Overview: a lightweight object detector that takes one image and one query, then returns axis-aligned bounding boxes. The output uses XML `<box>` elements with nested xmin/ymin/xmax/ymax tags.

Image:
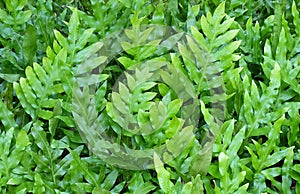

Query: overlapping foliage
<box><xmin>1</xmin><ymin>0</ymin><xmax>300</xmax><ymax>193</ymax></box>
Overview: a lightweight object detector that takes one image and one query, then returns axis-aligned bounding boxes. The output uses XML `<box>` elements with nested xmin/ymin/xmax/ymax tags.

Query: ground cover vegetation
<box><xmin>1</xmin><ymin>0</ymin><xmax>300</xmax><ymax>193</ymax></box>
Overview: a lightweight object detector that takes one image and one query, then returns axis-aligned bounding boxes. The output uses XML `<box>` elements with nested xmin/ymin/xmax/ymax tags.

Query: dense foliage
<box><xmin>1</xmin><ymin>0</ymin><xmax>300</xmax><ymax>193</ymax></box>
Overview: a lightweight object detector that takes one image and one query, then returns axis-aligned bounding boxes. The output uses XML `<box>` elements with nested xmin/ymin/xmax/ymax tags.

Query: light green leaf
<box><xmin>200</xmin><ymin>15</ymin><xmax>213</xmax><ymax>40</ymax></box>
<box><xmin>102</xmin><ymin>170</ymin><xmax>118</xmax><ymax>190</ymax></box>
<box><xmin>68</xmin><ymin>8</ymin><xmax>79</xmax><ymax>43</ymax></box>
<box><xmin>54</xmin><ymin>30</ymin><xmax>69</xmax><ymax>50</ymax></box>
<box><xmin>212</xmin><ymin>1</ymin><xmax>226</xmax><ymax>26</ymax></box>
<box><xmin>74</xmin><ymin>42</ymin><xmax>103</xmax><ymax>63</ymax></box>
<box><xmin>0</xmin><ymin>100</ymin><xmax>17</xmax><ymax>129</ymax></box>
<box><xmin>213</xmin><ymin>29</ymin><xmax>239</xmax><ymax>48</ymax></box>
<box><xmin>218</xmin><ymin>152</ymin><xmax>228</xmax><ymax>176</ymax></box>
<box><xmin>154</xmin><ymin>153</ymin><xmax>174</xmax><ymax>193</ymax></box>
<box><xmin>15</xmin><ymin>10</ymin><xmax>32</xmax><ymax>25</ymax></box>
<box><xmin>76</xmin><ymin>28</ymin><xmax>95</xmax><ymax>51</ymax></box>
<box><xmin>16</xmin><ymin>130</ymin><xmax>30</xmax><ymax>147</ymax></box>
<box><xmin>227</xmin><ymin>127</ymin><xmax>246</xmax><ymax>161</ymax></box>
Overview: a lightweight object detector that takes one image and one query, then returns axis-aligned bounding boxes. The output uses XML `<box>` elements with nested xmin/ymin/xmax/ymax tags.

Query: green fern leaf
<box><xmin>154</xmin><ymin>153</ymin><xmax>174</xmax><ymax>193</ymax></box>
<box><xmin>0</xmin><ymin>100</ymin><xmax>17</xmax><ymax>130</ymax></box>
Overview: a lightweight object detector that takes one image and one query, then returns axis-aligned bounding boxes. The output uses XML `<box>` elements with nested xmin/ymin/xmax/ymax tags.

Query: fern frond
<box><xmin>0</xmin><ymin>127</ymin><xmax>32</xmax><ymax>189</ymax></box>
<box><xmin>13</xmin><ymin>8</ymin><xmax>104</xmax><ymax>128</ymax></box>
<box><xmin>176</xmin><ymin>2</ymin><xmax>240</xmax><ymax>122</ymax></box>
<box><xmin>240</xmin><ymin>63</ymin><xmax>282</xmax><ymax>137</ymax></box>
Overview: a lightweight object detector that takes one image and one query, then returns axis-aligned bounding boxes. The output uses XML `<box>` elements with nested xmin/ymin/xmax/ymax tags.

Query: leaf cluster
<box><xmin>1</xmin><ymin>0</ymin><xmax>300</xmax><ymax>193</ymax></box>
